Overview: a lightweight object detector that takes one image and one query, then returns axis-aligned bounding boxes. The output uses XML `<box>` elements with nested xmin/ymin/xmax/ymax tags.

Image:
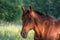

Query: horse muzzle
<box><xmin>21</xmin><ymin>31</ymin><xmax>27</xmax><ymax>38</ymax></box>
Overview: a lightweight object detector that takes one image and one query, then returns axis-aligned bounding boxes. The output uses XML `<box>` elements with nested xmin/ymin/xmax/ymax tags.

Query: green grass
<box><xmin>0</xmin><ymin>24</ymin><xmax>34</xmax><ymax>40</ymax></box>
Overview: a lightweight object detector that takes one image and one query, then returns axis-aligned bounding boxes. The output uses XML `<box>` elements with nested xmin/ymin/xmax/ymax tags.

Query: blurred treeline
<box><xmin>0</xmin><ymin>0</ymin><xmax>60</xmax><ymax>22</ymax></box>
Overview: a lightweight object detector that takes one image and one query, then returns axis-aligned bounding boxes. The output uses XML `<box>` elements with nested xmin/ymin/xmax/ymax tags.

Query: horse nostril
<box><xmin>23</xmin><ymin>32</ymin><xmax>26</xmax><ymax>35</ymax></box>
<box><xmin>21</xmin><ymin>31</ymin><xmax>26</xmax><ymax>36</ymax></box>
<box><xmin>21</xmin><ymin>31</ymin><xmax>27</xmax><ymax>38</ymax></box>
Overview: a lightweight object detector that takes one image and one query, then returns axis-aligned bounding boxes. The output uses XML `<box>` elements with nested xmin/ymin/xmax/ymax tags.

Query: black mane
<box><xmin>34</xmin><ymin>10</ymin><xmax>49</xmax><ymax>17</ymax></box>
<box><xmin>25</xmin><ymin>10</ymin><xmax>49</xmax><ymax>17</ymax></box>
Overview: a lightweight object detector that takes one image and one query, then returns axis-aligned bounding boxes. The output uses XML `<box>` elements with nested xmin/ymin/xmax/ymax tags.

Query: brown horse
<box><xmin>21</xmin><ymin>6</ymin><xmax>60</xmax><ymax>40</ymax></box>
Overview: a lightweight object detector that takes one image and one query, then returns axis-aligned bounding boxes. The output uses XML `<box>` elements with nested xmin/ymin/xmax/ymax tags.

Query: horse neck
<box><xmin>33</xmin><ymin>15</ymin><xmax>57</xmax><ymax>36</ymax></box>
<box><xmin>33</xmin><ymin>15</ymin><xmax>48</xmax><ymax>35</ymax></box>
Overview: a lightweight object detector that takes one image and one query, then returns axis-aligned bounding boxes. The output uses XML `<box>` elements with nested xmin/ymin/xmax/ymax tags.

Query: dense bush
<box><xmin>23</xmin><ymin>0</ymin><xmax>60</xmax><ymax>19</ymax></box>
<box><xmin>0</xmin><ymin>0</ymin><xmax>60</xmax><ymax>22</ymax></box>
<box><xmin>0</xmin><ymin>0</ymin><xmax>23</xmax><ymax>22</ymax></box>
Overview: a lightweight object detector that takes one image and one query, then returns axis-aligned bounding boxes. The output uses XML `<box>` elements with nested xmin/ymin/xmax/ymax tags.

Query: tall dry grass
<box><xmin>0</xmin><ymin>22</ymin><xmax>34</xmax><ymax>40</ymax></box>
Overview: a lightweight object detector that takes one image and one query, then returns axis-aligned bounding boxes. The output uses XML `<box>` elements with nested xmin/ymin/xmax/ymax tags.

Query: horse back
<box><xmin>46</xmin><ymin>19</ymin><xmax>60</xmax><ymax>40</ymax></box>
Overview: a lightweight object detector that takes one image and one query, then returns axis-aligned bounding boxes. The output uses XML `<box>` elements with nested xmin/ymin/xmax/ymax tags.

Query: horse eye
<box><xmin>28</xmin><ymin>18</ymin><xmax>32</xmax><ymax>22</ymax></box>
<box><xmin>28</xmin><ymin>17</ymin><xmax>32</xmax><ymax>21</ymax></box>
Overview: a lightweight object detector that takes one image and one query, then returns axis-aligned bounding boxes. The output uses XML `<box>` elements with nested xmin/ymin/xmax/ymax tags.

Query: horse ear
<box><xmin>29</xmin><ymin>6</ymin><xmax>32</xmax><ymax>12</ymax></box>
<box><xmin>22</xmin><ymin>7</ymin><xmax>26</xmax><ymax>13</ymax></box>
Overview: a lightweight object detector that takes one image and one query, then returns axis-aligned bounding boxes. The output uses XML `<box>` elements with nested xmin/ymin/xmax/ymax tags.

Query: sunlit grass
<box><xmin>0</xmin><ymin>23</ymin><xmax>34</xmax><ymax>40</ymax></box>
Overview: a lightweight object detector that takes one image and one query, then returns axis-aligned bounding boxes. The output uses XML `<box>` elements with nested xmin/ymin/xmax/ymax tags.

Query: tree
<box><xmin>0</xmin><ymin>0</ymin><xmax>23</xmax><ymax>22</ymax></box>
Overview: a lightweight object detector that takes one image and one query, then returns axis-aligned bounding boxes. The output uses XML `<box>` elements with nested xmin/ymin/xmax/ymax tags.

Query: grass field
<box><xmin>0</xmin><ymin>23</ymin><xmax>34</xmax><ymax>40</ymax></box>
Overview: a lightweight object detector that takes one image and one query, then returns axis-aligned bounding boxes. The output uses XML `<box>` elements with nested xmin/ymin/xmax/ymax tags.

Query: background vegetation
<box><xmin>0</xmin><ymin>0</ymin><xmax>60</xmax><ymax>22</ymax></box>
<box><xmin>0</xmin><ymin>0</ymin><xmax>60</xmax><ymax>40</ymax></box>
<box><xmin>0</xmin><ymin>23</ymin><xmax>34</xmax><ymax>40</ymax></box>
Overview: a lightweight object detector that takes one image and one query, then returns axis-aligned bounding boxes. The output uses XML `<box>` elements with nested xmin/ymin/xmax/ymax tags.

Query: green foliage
<box><xmin>23</xmin><ymin>0</ymin><xmax>60</xmax><ymax>19</ymax></box>
<box><xmin>0</xmin><ymin>0</ymin><xmax>23</xmax><ymax>22</ymax></box>
<box><xmin>0</xmin><ymin>0</ymin><xmax>60</xmax><ymax>22</ymax></box>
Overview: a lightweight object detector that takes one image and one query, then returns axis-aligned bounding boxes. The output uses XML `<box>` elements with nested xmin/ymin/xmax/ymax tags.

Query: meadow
<box><xmin>0</xmin><ymin>23</ymin><xmax>34</xmax><ymax>40</ymax></box>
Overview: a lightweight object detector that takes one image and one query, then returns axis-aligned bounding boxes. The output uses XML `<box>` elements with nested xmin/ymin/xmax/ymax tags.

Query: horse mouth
<box><xmin>21</xmin><ymin>31</ymin><xmax>27</xmax><ymax>38</ymax></box>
